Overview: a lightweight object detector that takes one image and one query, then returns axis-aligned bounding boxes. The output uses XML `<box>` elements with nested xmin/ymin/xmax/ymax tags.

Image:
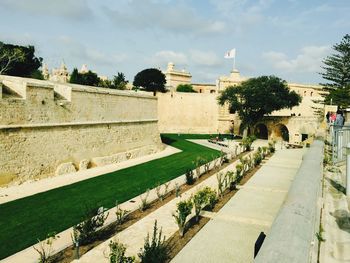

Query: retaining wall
<box><xmin>254</xmin><ymin>140</ymin><xmax>324</xmax><ymax>263</ymax></box>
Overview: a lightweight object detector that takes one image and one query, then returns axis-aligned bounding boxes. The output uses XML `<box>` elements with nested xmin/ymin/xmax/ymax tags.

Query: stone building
<box><xmin>158</xmin><ymin>65</ymin><xmax>325</xmax><ymax>145</ymax></box>
<box><xmin>163</xmin><ymin>62</ymin><xmax>192</xmax><ymax>90</ymax></box>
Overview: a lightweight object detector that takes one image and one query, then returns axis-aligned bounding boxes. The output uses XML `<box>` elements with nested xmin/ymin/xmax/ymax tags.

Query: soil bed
<box><xmin>165</xmin><ymin>156</ymin><xmax>271</xmax><ymax>262</ymax></box>
<box><xmin>51</xmin><ymin>151</ymin><xmax>250</xmax><ymax>262</ymax></box>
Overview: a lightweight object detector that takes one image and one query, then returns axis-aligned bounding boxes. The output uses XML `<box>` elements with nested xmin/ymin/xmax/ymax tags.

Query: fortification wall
<box><xmin>157</xmin><ymin>92</ymin><xmax>219</xmax><ymax>134</ymax></box>
<box><xmin>0</xmin><ymin>75</ymin><xmax>163</xmax><ymax>185</ymax></box>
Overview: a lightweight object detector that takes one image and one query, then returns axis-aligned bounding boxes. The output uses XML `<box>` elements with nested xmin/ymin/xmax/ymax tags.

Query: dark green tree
<box><xmin>133</xmin><ymin>68</ymin><xmax>166</xmax><ymax>95</ymax></box>
<box><xmin>69</xmin><ymin>68</ymin><xmax>81</xmax><ymax>84</ymax></box>
<box><xmin>111</xmin><ymin>72</ymin><xmax>128</xmax><ymax>90</ymax></box>
<box><xmin>218</xmin><ymin>75</ymin><xmax>301</xmax><ymax>136</ymax></box>
<box><xmin>69</xmin><ymin>69</ymin><xmax>100</xmax><ymax>87</ymax></box>
<box><xmin>176</xmin><ymin>84</ymin><xmax>197</xmax><ymax>93</ymax></box>
<box><xmin>0</xmin><ymin>41</ymin><xmax>42</xmax><ymax>78</ymax></box>
<box><xmin>320</xmin><ymin>34</ymin><xmax>350</xmax><ymax>108</ymax></box>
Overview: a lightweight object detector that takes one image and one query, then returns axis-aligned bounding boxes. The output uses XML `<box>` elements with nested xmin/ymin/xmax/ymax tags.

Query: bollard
<box><xmin>347</xmin><ymin>143</ymin><xmax>350</xmax><ymax>197</ymax></box>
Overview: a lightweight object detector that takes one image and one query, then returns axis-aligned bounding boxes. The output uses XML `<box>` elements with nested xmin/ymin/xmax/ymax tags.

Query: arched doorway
<box><xmin>254</xmin><ymin>123</ymin><xmax>268</xmax><ymax>139</ymax></box>
<box><xmin>275</xmin><ymin>124</ymin><xmax>289</xmax><ymax>142</ymax></box>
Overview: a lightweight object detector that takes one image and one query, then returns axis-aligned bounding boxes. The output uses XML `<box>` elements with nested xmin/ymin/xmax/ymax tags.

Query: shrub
<box><xmin>216</xmin><ymin>172</ymin><xmax>225</xmax><ymax>198</ymax></box>
<box><xmin>115</xmin><ymin>201</ymin><xmax>129</xmax><ymax>225</ymax></box>
<box><xmin>175</xmin><ymin>182</ymin><xmax>181</xmax><ymax>197</ymax></box>
<box><xmin>155</xmin><ymin>182</ymin><xmax>171</xmax><ymax>202</ymax></box>
<box><xmin>138</xmin><ymin>220</ymin><xmax>168</xmax><ymax>263</ymax></box>
<box><xmin>225</xmin><ymin>171</ymin><xmax>236</xmax><ymax>190</ymax></box>
<box><xmin>242</xmin><ymin>135</ymin><xmax>256</xmax><ymax>151</ymax></box>
<box><xmin>139</xmin><ymin>190</ymin><xmax>150</xmax><ymax>212</ymax></box>
<box><xmin>253</xmin><ymin>152</ymin><xmax>262</xmax><ymax>166</ymax></box>
<box><xmin>173</xmin><ymin>199</ymin><xmax>193</xmax><ymax>237</ymax></box>
<box><xmin>268</xmin><ymin>141</ymin><xmax>275</xmax><ymax>153</ymax></box>
<box><xmin>235</xmin><ymin>164</ymin><xmax>243</xmax><ymax>183</ymax></box>
<box><xmin>202</xmin><ymin>187</ymin><xmax>217</xmax><ymax>210</ymax></box>
<box><xmin>192</xmin><ymin>190</ymin><xmax>207</xmax><ymax>222</ymax></box>
<box><xmin>185</xmin><ymin>169</ymin><xmax>195</xmax><ymax>185</ymax></box>
<box><xmin>72</xmin><ymin>206</ymin><xmax>109</xmax><ymax>245</ymax></box>
<box><xmin>33</xmin><ymin>232</ymin><xmax>57</xmax><ymax>263</ymax></box>
<box><xmin>176</xmin><ymin>84</ymin><xmax>197</xmax><ymax>93</ymax></box>
<box><xmin>109</xmin><ymin>240</ymin><xmax>135</xmax><ymax>263</ymax></box>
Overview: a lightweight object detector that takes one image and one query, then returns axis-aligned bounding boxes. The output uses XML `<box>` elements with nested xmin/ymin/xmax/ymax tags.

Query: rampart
<box><xmin>157</xmin><ymin>92</ymin><xmax>219</xmax><ymax>134</ymax></box>
<box><xmin>0</xmin><ymin>75</ymin><xmax>163</xmax><ymax>185</ymax></box>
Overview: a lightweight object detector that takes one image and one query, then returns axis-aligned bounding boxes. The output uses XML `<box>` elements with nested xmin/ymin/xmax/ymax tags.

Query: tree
<box><xmin>69</xmin><ymin>68</ymin><xmax>100</xmax><ymax>87</ymax></box>
<box><xmin>218</xmin><ymin>75</ymin><xmax>301</xmax><ymax>136</ymax></box>
<box><xmin>176</xmin><ymin>84</ymin><xmax>197</xmax><ymax>93</ymax></box>
<box><xmin>0</xmin><ymin>41</ymin><xmax>42</xmax><ymax>78</ymax></box>
<box><xmin>111</xmin><ymin>72</ymin><xmax>128</xmax><ymax>90</ymax></box>
<box><xmin>133</xmin><ymin>68</ymin><xmax>166</xmax><ymax>95</ymax></box>
<box><xmin>320</xmin><ymin>34</ymin><xmax>350</xmax><ymax>108</ymax></box>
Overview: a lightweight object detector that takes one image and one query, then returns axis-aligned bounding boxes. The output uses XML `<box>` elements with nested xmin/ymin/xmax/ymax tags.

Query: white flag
<box><xmin>224</xmin><ymin>48</ymin><xmax>236</xmax><ymax>59</ymax></box>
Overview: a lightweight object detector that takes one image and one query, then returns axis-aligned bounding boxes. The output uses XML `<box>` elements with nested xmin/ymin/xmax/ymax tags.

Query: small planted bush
<box><xmin>185</xmin><ymin>169</ymin><xmax>195</xmax><ymax>185</ymax></box>
<box><xmin>242</xmin><ymin>135</ymin><xmax>256</xmax><ymax>151</ymax></box>
<box><xmin>115</xmin><ymin>201</ymin><xmax>129</xmax><ymax>225</ymax></box>
<box><xmin>193</xmin><ymin>156</ymin><xmax>206</xmax><ymax>178</ymax></box>
<box><xmin>173</xmin><ymin>199</ymin><xmax>193</xmax><ymax>237</ymax></box>
<box><xmin>216</xmin><ymin>172</ymin><xmax>225</xmax><ymax>198</ymax></box>
<box><xmin>192</xmin><ymin>189</ymin><xmax>207</xmax><ymax>222</ymax></box>
<box><xmin>225</xmin><ymin>171</ymin><xmax>236</xmax><ymax>190</ymax></box>
<box><xmin>268</xmin><ymin>141</ymin><xmax>275</xmax><ymax>153</ymax></box>
<box><xmin>138</xmin><ymin>220</ymin><xmax>168</xmax><ymax>263</ymax></box>
<box><xmin>72</xmin><ymin>206</ymin><xmax>109</xmax><ymax>245</ymax></box>
<box><xmin>33</xmin><ymin>232</ymin><xmax>57</xmax><ymax>263</ymax></box>
<box><xmin>202</xmin><ymin>187</ymin><xmax>217</xmax><ymax>211</ymax></box>
<box><xmin>109</xmin><ymin>239</ymin><xmax>135</xmax><ymax>263</ymax></box>
<box><xmin>155</xmin><ymin>182</ymin><xmax>170</xmax><ymax>202</ymax></box>
<box><xmin>253</xmin><ymin>152</ymin><xmax>262</xmax><ymax>166</ymax></box>
<box><xmin>139</xmin><ymin>190</ymin><xmax>150</xmax><ymax>212</ymax></box>
<box><xmin>235</xmin><ymin>164</ymin><xmax>243</xmax><ymax>183</ymax></box>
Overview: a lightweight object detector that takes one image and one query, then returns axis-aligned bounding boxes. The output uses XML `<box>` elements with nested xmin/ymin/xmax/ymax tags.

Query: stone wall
<box><xmin>0</xmin><ymin>75</ymin><xmax>163</xmax><ymax>185</ymax></box>
<box><xmin>157</xmin><ymin>92</ymin><xmax>219</xmax><ymax>134</ymax></box>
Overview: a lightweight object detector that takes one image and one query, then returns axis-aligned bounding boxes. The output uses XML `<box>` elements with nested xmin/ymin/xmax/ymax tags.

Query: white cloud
<box><xmin>103</xmin><ymin>0</ymin><xmax>226</xmax><ymax>35</ymax></box>
<box><xmin>209</xmin><ymin>0</ymin><xmax>273</xmax><ymax>30</ymax></box>
<box><xmin>55</xmin><ymin>36</ymin><xmax>127</xmax><ymax>69</ymax></box>
<box><xmin>150</xmin><ymin>50</ymin><xmax>188</xmax><ymax>67</ymax></box>
<box><xmin>0</xmin><ymin>0</ymin><xmax>93</xmax><ymax>20</ymax></box>
<box><xmin>190</xmin><ymin>50</ymin><xmax>222</xmax><ymax>67</ymax></box>
<box><xmin>262</xmin><ymin>45</ymin><xmax>331</xmax><ymax>73</ymax></box>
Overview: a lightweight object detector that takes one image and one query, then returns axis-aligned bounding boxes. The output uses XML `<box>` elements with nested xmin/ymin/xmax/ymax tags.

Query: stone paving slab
<box><xmin>171</xmin><ymin>147</ymin><xmax>304</xmax><ymax>263</ymax></box>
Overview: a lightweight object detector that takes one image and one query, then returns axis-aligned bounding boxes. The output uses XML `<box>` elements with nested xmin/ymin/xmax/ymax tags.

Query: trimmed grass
<box><xmin>0</xmin><ymin>134</ymin><xmax>220</xmax><ymax>259</ymax></box>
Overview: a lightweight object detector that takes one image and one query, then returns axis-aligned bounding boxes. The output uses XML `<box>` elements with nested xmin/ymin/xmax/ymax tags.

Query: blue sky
<box><xmin>0</xmin><ymin>0</ymin><xmax>348</xmax><ymax>84</ymax></box>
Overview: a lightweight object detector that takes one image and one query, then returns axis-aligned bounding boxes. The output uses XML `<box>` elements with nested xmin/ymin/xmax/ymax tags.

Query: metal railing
<box><xmin>331</xmin><ymin>124</ymin><xmax>350</xmax><ymax>163</ymax></box>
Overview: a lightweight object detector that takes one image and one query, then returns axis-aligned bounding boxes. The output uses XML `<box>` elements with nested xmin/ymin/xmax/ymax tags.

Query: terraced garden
<box><xmin>0</xmin><ymin>134</ymin><xmax>221</xmax><ymax>259</ymax></box>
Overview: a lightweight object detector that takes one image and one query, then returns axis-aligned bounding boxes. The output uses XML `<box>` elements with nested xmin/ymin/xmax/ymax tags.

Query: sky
<box><xmin>0</xmin><ymin>0</ymin><xmax>348</xmax><ymax>84</ymax></box>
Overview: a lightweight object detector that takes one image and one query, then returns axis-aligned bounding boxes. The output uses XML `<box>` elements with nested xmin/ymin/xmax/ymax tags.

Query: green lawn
<box><xmin>0</xmin><ymin>134</ymin><xmax>220</xmax><ymax>259</ymax></box>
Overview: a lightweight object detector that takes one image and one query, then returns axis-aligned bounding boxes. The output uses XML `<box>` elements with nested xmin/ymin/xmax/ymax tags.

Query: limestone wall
<box><xmin>157</xmin><ymin>92</ymin><xmax>219</xmax><ymax>134</ymax></box>
<box><xmin>0</xmin><ymin>75</ymin><xmax>163</xmax><ymax>185</ymax></box>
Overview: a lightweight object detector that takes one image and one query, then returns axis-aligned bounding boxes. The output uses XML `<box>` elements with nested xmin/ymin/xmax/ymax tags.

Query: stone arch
<box><xmin>274</xmin><ymin>123</ymin><xmax>289</xmax><ymax>142</ymax></box>
<box><xmin>254</xmin><ymin>123</ymin><xmax>268</xmax><ymax>139</ymax></box>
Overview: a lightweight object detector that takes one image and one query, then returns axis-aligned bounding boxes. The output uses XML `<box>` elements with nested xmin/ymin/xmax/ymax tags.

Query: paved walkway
<box><xmin>171</xmin><ymin>147</ymin><xmax>305</xmax><ymax>263</ymax></box>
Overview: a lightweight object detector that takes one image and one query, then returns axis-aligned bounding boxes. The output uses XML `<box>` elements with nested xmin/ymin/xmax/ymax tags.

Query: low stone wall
<box><xmin>0</xmin><ymin>75</ymin><xmax>163</xmax><ymax>185</ymax></box>
<box><xmin>254</xmin><ymin>140</ymin><xmax>324</xmax><ymax>263</ymax></box>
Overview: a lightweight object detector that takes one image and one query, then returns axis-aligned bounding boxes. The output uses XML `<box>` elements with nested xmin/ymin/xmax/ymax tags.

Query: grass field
<box><xmin>0</xmin><ymin>134</ymin><xmax>220</xmax><ymax>259</ymax></box>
